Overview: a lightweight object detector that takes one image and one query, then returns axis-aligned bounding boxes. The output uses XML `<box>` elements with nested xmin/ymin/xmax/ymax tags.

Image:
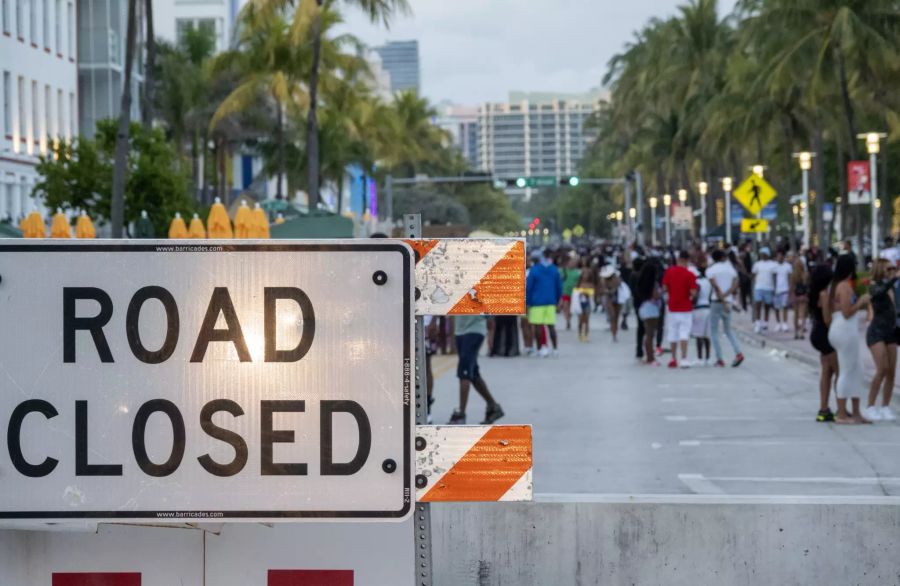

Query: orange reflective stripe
<box><xmin>449</xmin><ymin>241</ymin><xmax>526</xmax><ymax>315</ymax></box>
<box><xmin>403</xmin><ymin>239</ymin><xmax>440</xmax><ymax>262</ymax></box>
<box><xmin>420</xmin><ymin>425</ymin><xmax>532</xmax><ymax>502</ymax></box>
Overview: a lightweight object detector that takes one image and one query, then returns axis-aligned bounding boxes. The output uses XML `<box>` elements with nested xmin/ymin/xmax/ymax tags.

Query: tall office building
<box><xmin>373</xmin><ymin>40</ymin><xmax>419</xmax><ymax>94</ymax></box>
<box><xmin>435</xmin><ymin>103</ymin><xmax>478</xmax><ymax>169</ymax></box>
<box><xmin>0</xmin><ymin>0</ymin><xmax>79</xmax><ymax>222</ymax></box>
<box><xmin>78</xmin><ymin>0</ymin><xmax>144</xmax><ymax>138</ymax></box>
<box><xmin>477</xmin><ymin>91</ymin><xmax>603</xmax><ymax>181</ymax></box>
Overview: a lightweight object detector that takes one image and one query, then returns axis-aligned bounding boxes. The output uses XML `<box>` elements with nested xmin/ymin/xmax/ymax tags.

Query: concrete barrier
<box><xmin>431</xmin><ymin>495</ymin><xmax>900</xmax><ymax>585</ymax></box>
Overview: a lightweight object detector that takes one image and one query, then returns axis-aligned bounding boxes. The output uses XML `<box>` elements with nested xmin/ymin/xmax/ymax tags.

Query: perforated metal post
<box><xmin>405</xmin><ymin>213</ymin><xmax>433</xmax><ymax>586</ymax></box>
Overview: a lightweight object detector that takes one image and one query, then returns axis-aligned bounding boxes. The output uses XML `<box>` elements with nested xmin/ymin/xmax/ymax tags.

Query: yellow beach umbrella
<box><xmin>168</xmin><ymin>212</ymin><xmax>188</xmax><ymax>239</ymax></box>
<box><xmin>233</xmin><ymin>200</ymin><xmax>252</xmax><ymax>239</ymax></box>
<box><xmin>274</xmin><ymin>213</ymin><xmax>286</xmax><ymax>226</ymax></box>
<box><xmin>50</xmin><ymin>208</ymin><xmax>71</xmax><ymax>238</ymax></box>
<box><xmin>75</xmin><ymin>211</ymin><xmax>96</xmax><ymax>238</ymax></box>
<box><xmin>249</xmin><ymin>203</ymin><xmax>270</xmax><ymax>239</ymax></box>
<box><xmin>188</xmin><ymin>213</ymin><xmax>206</xmax><ymax>239</ymax></box>
<box><xmin>21</xmin><ymin>211</ymin><xmax>46</xmax><ymax>238</ymax></box>
<box><xmin>207</xmin><ymin>197</ymin><xmax>233</xmax><ymax>239</ymax></box>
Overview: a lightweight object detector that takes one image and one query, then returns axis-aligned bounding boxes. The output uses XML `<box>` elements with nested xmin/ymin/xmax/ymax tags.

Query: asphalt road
<box><xmin>430</xmin><ymin>312</ymin><xmax>900</xmax><ymax>497</ymax></box>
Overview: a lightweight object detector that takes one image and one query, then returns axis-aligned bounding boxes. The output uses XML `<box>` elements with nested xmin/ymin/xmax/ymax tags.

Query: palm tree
<box><xmin>142</xmin><ymin>0</ymin><xmax>156</xmax><ymax>129</ymax></box>
<box><xmin>110</xmin><ymin>0</ymin><xmax>139</xmax><ymax>237</ymax></box>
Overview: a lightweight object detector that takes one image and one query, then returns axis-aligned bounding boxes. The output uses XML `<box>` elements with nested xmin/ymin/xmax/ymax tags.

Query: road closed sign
<box><xmin>0</xmin><ymin>242</ymin><xmax>414</xmax><ymax>522</ymax></box>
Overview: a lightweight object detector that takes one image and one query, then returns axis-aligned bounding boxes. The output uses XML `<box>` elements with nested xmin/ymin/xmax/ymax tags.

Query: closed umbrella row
<box><xmin>19</xmin><ymin>198</ymin><xmax>282</xmax><ymax>239</ymax></box>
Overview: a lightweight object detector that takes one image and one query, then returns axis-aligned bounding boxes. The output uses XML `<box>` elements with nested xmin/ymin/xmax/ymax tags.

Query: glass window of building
<box><xmin>66</xmin><ymin>1</ymin><xmax>71</xmax><ymax>57</ymax></box>
<box><xmin>2</xmin><ymin>0</ymin><xmax>8</xmax><ymax>34</ymax></box>
<box><xmin>30</xmin><ymin>80</ymin><xmax>37</xmax><ymax>150</ymax></box>
<box><xmin>17</xmin><ymin>76</ymin><xmax>24</xmax><ymax>142</ymax></box>
<box><xmin>42</xmin><ymin>0</ymin><xmax>47</xmax><ymax>47</ymax></box>
<box><xmin>16</xmin><ymin>0</ymin><xmax>22</xmax><ymax>37</ymax></box>
<box><xmin>28</xmin><ymin>0</ymin><xmax>35</xmax><ymax>43</ymax></box>
<box><xmin>54</xmin><ymin>0</ymin><xmax>59</xmax><ymax>53</ymax></box>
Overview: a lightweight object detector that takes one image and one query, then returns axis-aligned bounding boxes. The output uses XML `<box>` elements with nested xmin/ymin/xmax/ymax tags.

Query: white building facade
<box><xmin>477</xmin><ymin>93</ymin><xmax>601</xmax><ymax>181</ymax></box>
<box><xmin>0</xmin><ymin>0</ymin><xmax>79</xmax><ymax>222</ymax></box>
<box><xmin>153</xmin><ymin>0</ymin><xmax>239</xmax><ymax>53</ymax></box>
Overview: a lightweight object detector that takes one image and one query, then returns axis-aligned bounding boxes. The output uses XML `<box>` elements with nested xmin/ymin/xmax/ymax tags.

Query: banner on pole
<box><xmin>848</xmin><ymin>161</ymin><xmax>872</xmax><ymax>204</ymax></box>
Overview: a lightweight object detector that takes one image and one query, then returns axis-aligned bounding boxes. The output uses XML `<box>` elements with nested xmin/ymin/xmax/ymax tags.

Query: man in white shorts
<box><xmin>662</xmin><ymin>251</ymin><xmax>699</xmax><ymax>368</ymax></box>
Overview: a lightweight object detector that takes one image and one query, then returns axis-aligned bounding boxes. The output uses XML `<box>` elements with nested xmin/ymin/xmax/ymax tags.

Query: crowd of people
<box><xmin>435</xmin><ymin>234</ymin><xmax>900</xmax><ymax>427</ymax></box>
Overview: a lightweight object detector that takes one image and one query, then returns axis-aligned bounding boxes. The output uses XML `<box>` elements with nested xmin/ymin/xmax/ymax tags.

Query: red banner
<box><xmin>847</xmin><ymin>160</ymin><xmax>871</xmax><ymax>204</ymax></box>
<box><xmin>53</xmin><ymin>574</ymin><xmax>140</xmax><ymax>586</ymax></box>
<box><xmin>268</xmin><ymin>570</ymin><xmax>354</xmax><ymax>586</ymax></box>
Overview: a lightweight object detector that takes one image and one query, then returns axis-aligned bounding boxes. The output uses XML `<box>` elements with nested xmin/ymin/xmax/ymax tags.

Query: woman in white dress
<box><xmin>827</xmin><ymin>254</ymin><xmax>871</xmax><ymax>424</ymax></box>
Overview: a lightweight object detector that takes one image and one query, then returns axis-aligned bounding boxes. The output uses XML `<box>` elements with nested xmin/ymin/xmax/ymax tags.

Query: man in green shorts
<box><xmin>560</xmin><ymin>256</ymin><xmax>582</xmax><ymax>330</ymax></box>
<box><xmin>526</xmin><ymin>249</ymin><xmax>563</xmax><ymax>357</ymax></box>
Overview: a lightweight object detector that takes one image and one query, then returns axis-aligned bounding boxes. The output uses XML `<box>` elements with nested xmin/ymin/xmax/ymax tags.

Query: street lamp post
<box><xmin>859</xmin><ymin>132</ymin><xmax>887</xmax><ymax>259</ymax></box>
<box><xmin>793</xmin><ymin>152</ymin><xmax>814</xmax><ymax>249</ymax></box>
<box><xmin>628</xmin><ymin>207</ymin><xmax>637</xmax><ymax>242</ymax></box>
<box><xmin>698</xmin><ymin>181</ymin><xmax>708</xmax><ymax>241</ymax></box>
<box><xmin>677</xmin><ymin>189</ymin><xmax>688</xmax><ymax>246</ymax></box>
<box><xmin>663</xmin><ymin>194</ymin><xmax>672</xmax><ymax>247</ymax></box>
<box><xmin>722</xmin><ymin>177</ymin><xmax>733</xmax><ymax>246</ymax></box>
<box><xmin>649</xmin><ymin>196</ymin><xmax>658</xmax><ymax>246</ymax></box>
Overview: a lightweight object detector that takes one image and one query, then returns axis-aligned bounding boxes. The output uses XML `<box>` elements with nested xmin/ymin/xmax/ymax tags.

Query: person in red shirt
<box><xmin>662</xmin><ymin>250</ymin><xmax>699</xmax><ymax>368</ymax></box>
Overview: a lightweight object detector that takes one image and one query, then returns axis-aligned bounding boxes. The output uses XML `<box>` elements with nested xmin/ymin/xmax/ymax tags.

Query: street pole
<box><xmin>698</xmin><ymin>182</ymin><xmax>708</xmax><ymax>242</ymax></box>
<box><xmin>635</xmin><ymin>171</ymin><xmax>644</xmax><ymax>246</ymax></box>
<box><xmin>624</xmin><ymin>181</ymin><xmax>633</xmax><ymax>239</ymax></box>
<box><xmin>722</xmin><ymin>177</ymin><xmax>733</xmax><ymax>246</ymax></box>
<box><xmin>871</xmin><ymin>150</ymin><xmax>879</xmax><ymax>260</ymax></box>
<box><xmin>664</xmin><ymin>194</ymin><xmax>672</xmax><ymax>247</ymax></box>
<box><xmin>385</xmin><ymin>174</ymin><xmax>394</xmax><ymax>225</ymax></box>
<box><xmin>649</xmin><ymin>197</ymin><xmax>658</xmax><ymax>247</ymax></box>
<box><xmin>802</xmin><ymin>168</ymin><xmax>810</xmax><ymax>249</ymax></box>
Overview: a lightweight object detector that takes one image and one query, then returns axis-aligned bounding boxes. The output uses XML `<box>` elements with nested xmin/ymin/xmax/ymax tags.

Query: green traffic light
<box><xmin>516</xmin><ymin>177</ymin><xmax>527</xmax><ymax>188</ymax></box>
<box><xmin>568</xmin><ymin>176</ymin><xmax>580</xmax><ymax>187</ymax></box>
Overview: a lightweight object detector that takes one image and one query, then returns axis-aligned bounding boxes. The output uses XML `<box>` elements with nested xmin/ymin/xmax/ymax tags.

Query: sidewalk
<box><xmin>730</xmin><ymin>306</ymin><xmax>900</xmax><ymax>390</ymax></box>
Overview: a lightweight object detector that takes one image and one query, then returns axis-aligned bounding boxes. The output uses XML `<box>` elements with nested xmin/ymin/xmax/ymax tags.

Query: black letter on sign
<box><xmin>8</xmin><ymin>400</ymin><xmax>59</xmax><ymax>477</ymax></box>
<box><xmin>320</xmin><ymin>401</ymin><xmax>371</xmax><ymax>476</ymax></box>
<box><xmin>63</xmin><ymin>287</ymin><xmax>114</xmax><ymax>363</ymax></box>
<box><xmin>190</xmin><ymin>288</ymin><xmax>251</xmax><ymax>362</ymax></box>
<box><xmin>132</xmin><ymin>399</ymin><xmax>186</xmax><ymax>477</ymax></box>
<box><xmin>198</xmin><ymin>399</ymin><xmax>248</xmax><ymax>477</ymax></box>
<box><xmin>126</xmin><ymin>286</ymin><xmax>180</xmax><ymax>364</ymax></box>
<box><xmin>76</xmin><ymin>400</ymin><xmax>122</xmax><ymax>476</ymax></box>
<box><xmin>264</xmin><ymin>287</ymin><xmax>315</xmax><ymax>362</ymax></box>
<box><xmin>260</xmin><ymin>400</ymin><xmax>307</xmax><ymax>475</ymax></box>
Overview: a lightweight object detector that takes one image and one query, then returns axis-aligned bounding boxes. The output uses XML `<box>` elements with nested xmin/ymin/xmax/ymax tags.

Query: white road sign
<box><xmin>0</xmin><ymin>242</ymin><xmax>414</xmax><ymax>522</ymax></box>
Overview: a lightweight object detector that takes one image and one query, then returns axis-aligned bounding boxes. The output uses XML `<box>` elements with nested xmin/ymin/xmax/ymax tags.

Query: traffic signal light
<box><xmin>562</xmin><ymin>176</ymin><xmax>580</xmax><ymax>187</ymax></box>
<box><xmin>515</xmin><ymin>177</ymin><xmax>527</xmax><ymax>188</ymax></box>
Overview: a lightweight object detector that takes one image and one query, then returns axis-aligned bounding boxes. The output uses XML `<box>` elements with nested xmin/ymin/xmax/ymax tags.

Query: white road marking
<box><xmin>677</xmin><ymin>473</ymin><xmax>725</xmax><ymax>495</ymax></box>
<box><xmin>679</xmin><ymin>440</ymin><xmax>701</xmax><ymax>447</ymax></box>
<box><xmin>705</xmin><ymin>476</ymin><xmax>900</xmax><ymax>486</ymax></box>
<box><xmin>650</xmin><ymin>442</ymin><xmax>663</xmax><ymax>450</ymax></box>
<box><xmin>665</xmin><ymin>415</ymin><xmax>809</xmax><ymax>422</ymax></box>
<box><xmin>679</xmin><ymin>439</ymin><xmax>900</xmax><ymax>448</ymax></box>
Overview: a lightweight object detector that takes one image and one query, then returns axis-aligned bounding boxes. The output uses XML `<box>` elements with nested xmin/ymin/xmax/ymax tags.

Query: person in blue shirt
<box><xmin>526</xmin><ymin>249</ymin><xmax>563</xmax><ymax>357</ymax></box>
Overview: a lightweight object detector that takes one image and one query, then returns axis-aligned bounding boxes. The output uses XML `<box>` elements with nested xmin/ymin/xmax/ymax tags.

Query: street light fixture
<box><xmin>792</xmin><ymin>151</ymin><xmax>815</xmax><ymax>249</ymax></box>
<box><xmin>663</xmin><ymin>194</ymin><xmax>672</xmax><ymax>247</ymax></box>
<box><xmin>678</xmin><ymin>189</ymin><xmax>688</xmax><ymax>203</ymax></box>
<box><xmin>858</xmin><ymin>132</ymin><xmax>887</xmax><ymax>258</ymax></box>
<box><xmin>698</xmin><ymin>181</ymin><xmax>708</xmax><ymax>240</ymax></box>
<box><xmin>721</xmin><ymin>177</ymin><xmax>733</xmax><ymax>244</ymax></box>
<box><xmin>752</xmin><ymin>164</ymin><xmax>765</xmax><ymax>178</ymax></box>
<box><xmin>629</xmin><ymin>208</ymin><xmax>636</xmax><ymax>219</ymax></box>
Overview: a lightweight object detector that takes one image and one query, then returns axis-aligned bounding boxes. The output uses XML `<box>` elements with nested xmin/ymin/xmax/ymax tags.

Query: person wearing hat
<box><xmin>752</xmin><ymin>247</ymin><xmax>778</xmax><ymax>334</ymax></box>
<box><xmin>525</xmin><ymin>249</ymin><xmax>563</xmax><ymax>357</ymax></box>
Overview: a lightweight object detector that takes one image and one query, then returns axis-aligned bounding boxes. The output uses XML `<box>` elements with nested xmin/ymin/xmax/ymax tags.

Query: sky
<box><xmin>340</xmin><ymin>0</ymin><xmax>738</xmax><ymax>105</ymax></box>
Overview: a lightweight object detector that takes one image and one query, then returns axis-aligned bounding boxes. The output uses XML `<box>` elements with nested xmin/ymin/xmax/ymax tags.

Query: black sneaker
<box><xmin>732</xmin><ymin>353</ymin><xmax>745</xmax><ymax>367</ymax></box>
<box><xmin>447</xmin><ymin>410</ymin><xmax>466</xmax><ymax>425</ymax></box>
<box><xmin>816</xmin><ymin>409</ymin><xmax>835</xmax><ymax>423</ymax></box>
<box><xmin>481</xmin><ymin>403</ymin><xmax>505</xmax><ymax>424</ymax></box>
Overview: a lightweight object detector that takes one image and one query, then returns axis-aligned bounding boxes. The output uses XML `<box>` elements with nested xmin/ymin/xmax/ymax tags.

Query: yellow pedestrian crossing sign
<box><xmin>741</xmin><ymin>218</ymin><xmax>769</xmax><ymax>233</ymax></box>
<box><xmin>734</xmin><ymin>175</ymin><xmax>777</xmax><ymax>215</ymax></box>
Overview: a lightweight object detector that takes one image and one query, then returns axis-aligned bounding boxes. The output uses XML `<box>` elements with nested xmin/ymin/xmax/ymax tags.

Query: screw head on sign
<box><xmin>415</xmin><ymin>474</ymin><xmax>428</xmax><ymax>488</ymax></box>
<box><xmin>415</xmin><ymin>287</ymin><xmax>421</xmax><ymax>300</ymax></box>
<box><xmin>415</xmin><ymin>436</ymin><xmax>426</xmax><ymax>451</ymax></box>
<box><xmin>372</xmin><ymin>270</ymin><xmax>388</xmax><ymax>286</ymax></box>
<box><xmin>382</xmin><ymin>459</ymin><xmax>397</xmax><ymax>474</ymax></box>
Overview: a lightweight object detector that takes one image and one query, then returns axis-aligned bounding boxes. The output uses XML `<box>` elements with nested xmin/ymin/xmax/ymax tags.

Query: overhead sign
<box><xmin>672</xmin><ymin>204</ymin><xmax>693</xmax><ymax>229</ymax></box>
<box><xmin>741</xmin><ymin>218</ymin><xmax>769</xmax><ymax>233</ymax></box>
<box><xmin>0</xmin><ymin>242</ymin><xmax>414</xmax><ymax>522</ymax></box>
<box><xmin>734</xmin><ymin>175</ymin><xmax>777</xmax><ymax>215</ymax></box>
<box><xmin>847</xmin><ymin>161</ymin><xmax>871</xmax><ymax>204</ymax></box>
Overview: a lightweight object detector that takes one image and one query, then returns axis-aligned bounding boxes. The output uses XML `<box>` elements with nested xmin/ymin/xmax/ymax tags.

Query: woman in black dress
<box><xmin>865</xmin><ymin>259</ymin><xmax>898</xmax><ymax>421</ymax></box>
<box><xmin>809</xmin><ymin>265</ymin><xmax>837</xmax><ymax>422</ymax></box>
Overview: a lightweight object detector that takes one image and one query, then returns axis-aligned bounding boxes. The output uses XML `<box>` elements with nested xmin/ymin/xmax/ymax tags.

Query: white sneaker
<box><xmin>753</xmin><ymin>322</ymin><xmax>762</xmax><ymax>334</ymax></box>
<box><xmin>863</xmin><ymin>406</ymin><xmax>884</xmax><ymax>421</ymax></box>
<box><xmin>679</xmin><ymin>360</ymin><xmax>692</xmax><ymax>369</ymax></box>
<box><xmin>880</xmin><ymin>406</ymin><xmax>897</xmax><ymax>421</ymax></box>
<box><xmin>538</xmin><ymin>347</ymin><xmax>550</xmax><ymax>358</ymax></box>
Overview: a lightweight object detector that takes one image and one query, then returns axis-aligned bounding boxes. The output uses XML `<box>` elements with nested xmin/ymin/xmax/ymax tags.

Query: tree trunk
<box><xmin>110</xmin><ymin>0</ymin><xmax>138</xmax><ymax>238</ymax></box>
<box><xmin>836</xmin><ymin>47</ymin><xmax>858</xmax><ymax>161</ymax></box>
<box><xmin>306</xmin><ymin>0</ymin><xmax>324</xmax><ymax>211</ymax></box>
<box><xmin>812</xmin><ymin>127</ymin><xmax>826</xmax><ymax>248</ymax></box>
<box><xmin>276</xmin><ymin>101</ymin><xmax>285</xmax><ymax>200</ymax></box>
<box><xmin>141</xmin><ymin>0</ymin><xmax>155</xmax><ymax>130</ymax></box>
<box><xmin>837</xmin><ymin>139</ymin><xmax>847</xmax><ymax>241</ymax></box>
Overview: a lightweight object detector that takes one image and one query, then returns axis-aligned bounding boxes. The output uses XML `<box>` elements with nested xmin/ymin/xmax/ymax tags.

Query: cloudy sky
<box><xmin>340</xmin><ymin>0</ymin><xmax>738</xmax><ymax>105</ymax></box>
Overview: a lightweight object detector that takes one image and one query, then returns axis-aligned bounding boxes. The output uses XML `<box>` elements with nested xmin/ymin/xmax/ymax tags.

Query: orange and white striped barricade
<box><xmin>415</xmin><ymin>425</ymin><xmax>533</xmax><ymax>503</ymax></box>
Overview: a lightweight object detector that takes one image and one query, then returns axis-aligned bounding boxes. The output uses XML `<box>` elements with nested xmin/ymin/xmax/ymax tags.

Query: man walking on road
<box><xmin>662</xmin><ymin>250</ymin><xmax>698</xmax><ymax>368</ymax></box>
<box><xmin>526</xmin><ymin>249</ymin><xmax>563</xmax><ymax>357</ymax></box>
<box><xmin>707</xmin><ymin>249</ymin><xmax>745</xmax><ymax>367</ymax></box>
<box><xmin>752</xmin><ymin>247</ymin><xmax>777</xmax><ymax>333</ymax></box>
<box><xmin>448</xmin><ymin>315</ymin><xmax>504</xmax><ymax>425</ymax></box>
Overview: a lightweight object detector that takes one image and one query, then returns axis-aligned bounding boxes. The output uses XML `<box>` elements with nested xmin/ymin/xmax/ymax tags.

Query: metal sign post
<box><xmin>405</xmin><ymin>214</ymin><xmax>433</xmax><ymax>586</ymax></box>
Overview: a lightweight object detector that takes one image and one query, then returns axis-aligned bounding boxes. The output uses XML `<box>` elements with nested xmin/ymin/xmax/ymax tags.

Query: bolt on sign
<box><xmin>740</xmin><ymin>218</ymin><xmax>769</xmax><ymax>233</ymax></box>
<box><xmin>0</xmin><ymin>242</ymin><xmax>414</xmax><ymax>522</ymax></box>
<box><xmin>733</xmin><ymin>175</ymin><xmax>777</xmax><ymax>216</ymax></box>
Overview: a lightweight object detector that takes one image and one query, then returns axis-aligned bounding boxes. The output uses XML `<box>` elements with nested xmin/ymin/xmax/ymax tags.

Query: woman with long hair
<box><xmin>636</xmin><ymin>259</ymin><xmax>663</xmax><ymax>365</ymax></box>
<box><xmin>791</xmin><ymin>255</ymin><xmax>810</xmax><ymax>339</ymax></box>
<box><xmin>827</xmin><ymin>254</ymin><xmax>871</xmax><ymax>424</ymax></box>
<box><xmin>572</xmin><ymin>258</ymin><xmax>598</xmax><ymax>342</ymax></box>
<box><xmin>809</xmin><ymin>265</ymin><xmax>837</xmax><ymax>422</ymax></box>
<box><xmin>864</xmin><ymin>259</ymin><xmax>898</xmax><ymax>421</ymax></box>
